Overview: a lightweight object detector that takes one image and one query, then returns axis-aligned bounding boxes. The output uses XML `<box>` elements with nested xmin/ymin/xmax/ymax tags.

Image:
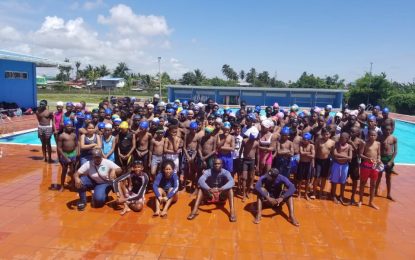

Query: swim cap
<box><xmin>368</xmin><ymin>115</ymin><xmax>376</xmax><ymax>121</ymax></box>
<box><xmin>325</xmin><ymin>105</ymin><xmax>333</xmax><ymax>110</ymax></box>
<box><xmin>205</xmin><ymin>126</ymin><xmax>214</xmax><ymax>134</ymax></box>
<box><xmin>113</xmin><ymin>118</ymin><xmax>122</xmax><ymax>125</ymax></box>
<box><xmin>66</xmin><ymin>102</ymin><xmax>74</xmax><ymax>107</ymax></box>
<box><xmin>303</xmin><ymin>132</ymin><xmax>312</xmax><ymax>141</ymax></box>
<box><xmin>314</xmin><ymin>106</ymin><xmax>321</xmax><ymax>114</ymax></box>
<box><xmin>39</xmin><ymin>100</ymin><xmax>47</xmax><ymax>106</ymax></box>
<box><xmin>105</xmin><ymin>108</ymin><xmax>112</xmax><ymax>115</ymax></box>
<box><xmin>104</xmin><ymin>123</ymin><xmax>112</xmax><ymax>129</ymax></box>
<box><xmin>75</xmin><ymin>103</ymin><xmax>82</xmax><ymax>108</ymax></box>
<box><xmin>139</xmin><ymin>121</ymin><xmax>149</xmax><ymax>129</ymax></box>
<box><xmin>291</xmin><ymin>104</ymin><xmax>299</xmax><ymax>112</ymax></box>
<box><xmin>374</xmin><ymin>105</ymin><xmax>381</xmax><ymax>110</ymax></box>
<box><xmin>244</xmin><ymin>126</ymin><xmax>259</xmax><ymax>139</ymax></box>
<box><xmin>215</xmin><ymin>117</ymin><xmax>223</xmax><ymax>124</ymax></box>
<box><xmin>229</xmin><ymin>112</ymin><xmax>236</xmax><ymax>118</ymax></box>
<box><xmin>182</xmin><ymin>100</ymin><xmax>188</xmax><ymax>105</ymax></box>
<box><xmin>76</xmin><ymin>112</ymin><xmax>85</xmax><ymax>119</ymax></box>
<box><xmin>167</xmin><ymin>108</ymin><xmax>175</xmax><ymax>114</ymax></box>
<box><xmin>172</xmin><ymin>104</ymin><xmax>178</xmax><ymax>110</ymax></box>
<box><xmin>152</xmin><ymin>117</ymin><xmax>160</xmax><ymax>124</ymax></box>
<box><xmin>85</xmin><ymin>114</ymin><xmax>92</xmax><ymax>120</ymax></box>
<box><xmin>268</xmin><ymin>168</ymin><xmax>280</xmax><ymax>178</ymax></box>
<box><xmin>119</xmin><ymin>121</ymin><xmax>129</xmax><ymax>129</ymax></box>
<box><xmin>281</xmin><ymin>126</ymin><xmax>291</xmax><ymax>135</ymax></box>
<box><xmin>255</xmin><ymin>106</ymin><xmax>261</xmax><ymax>112</ymax></box>
<box><xmin>180</xmin><ymin>109</ymin><xmax>188</xmax><ymax>115</ymax></box>
<box><xmin>111</xmin><ymin>114</ymin><xmax>119</xmax><ymax>119</ymax></box>
<box><xmin>98</xmin><ymin>122</ymin><xmax>106</xmax><ymax>129</ymax></box>
<box><xmin>174</xmin><ymin>99</ymin><xmax>180</xmax><ymax>103</ymax></box>
<box><xmin>189</xmin><ymin>121</ymin><xmax>198</xmax><ymax>130</ymax></box>
<box><xmin>223</xmin><ymin>122</ymin><xmax>231</xmax><ymax>129</ymax></box>
<box><xmin>298</xmin><ymin>112</ymin><xmax>305</xmax><ymax>118</ymax></box>
<box><xmin>382</xmin><ymin>107</ymin><xmax>389</xmax><ymax>114</ymax></box>
<box><xmin>56</xmin><ymin>101</ymin><xmax>64</xmax><ymax>107</ymax></box>
<box><xmin>177</xmin><ymin>107</ymin><xmax>183</xmax><ymax>114</ymax></box>
<box><xmin>277</xmin><ymin>112</ymin><xmax>284</xmax><ymax>119</ymax></box>
<box><xmin>273</xmin><ymin>102</ymin><xmax>279</xmax><ymax>108</ymax></box>
<box><xmin>63</xmin><ymin>119</ymin><xmax>73</xmax><ymax>126</ymax></box>
<box><xmin>247</xmin><ymin>113</ymin><xmax>256</xmax><ymax>121</ymax></box>
<box><xmin>359</xmin><ymin>103</ymin><xmax>366</xmax><ymax>110</ymax></box>
<box><xmin>147</xmin><ymin>104</ymin><xmax>154</xmax><ymax>109</ymax></box>
<box><xmin>336</xmin><ymin>112</ymin><xmax>343</xmax><ymax>118</ymax></box>
<box><xmin>261</xmin><ymin>119</ymin><xmax>274</xmax><ymax>129</ymax></box>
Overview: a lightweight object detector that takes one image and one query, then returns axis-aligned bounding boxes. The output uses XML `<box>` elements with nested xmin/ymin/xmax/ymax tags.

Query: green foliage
<box><xmin>222</xmin><ymin>64</ymin><xmax>238</xmax><ymax>81</ymax></box>
<box><xmin>386</xmin><ymin>94</ymin><xmax>415</xmax><ymax>114</ymax></box>
<box><xmin>346</xmin><ymin>73</ymin><xmax>391</xmax><ymax>108</ymax></box>
<box><xmin>112</xmin><ymin>62</ymin><xmax>130</xmax><ymax>79</ymax></box>
<box><xmin>290</xmin><ymin>72</ymin><xmax>345</xmax><ymax>89</ymax></box>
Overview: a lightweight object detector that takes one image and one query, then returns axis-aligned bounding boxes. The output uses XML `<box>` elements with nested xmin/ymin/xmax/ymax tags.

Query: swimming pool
<box><xmin>0</xmin><ymin>120</ymin><xmax>414</xmax><ymax>164</ymax></box>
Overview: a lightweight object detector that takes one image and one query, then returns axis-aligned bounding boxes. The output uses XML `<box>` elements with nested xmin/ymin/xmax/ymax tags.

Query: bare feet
<box><xmin>289</xmin><ymin>217</ymin><xmax>300</xmax><ymax>227</ymax></box>
<box><xmin>339</xmin><ymin>197</ymin><xmax>347</xmax><ymax>206</ymax></box>
<box><xmin>305</xmin><ymin>195</ymin><xmax>310</xmax><ymax>201</ymax></box>
<box><xmin>58</xmin><ymin>186</ymin><xmax>64</xmax><ymax>192</ymax></box>
<box><xmin>387</xmin><ymin>195</ymin><xmax>395</xmax><ymax>201</ymax></box>
<box><xmin>152</xmin><ymin>211</ymin><xmax>160</xmax><ymax>217</ymax></box>
<box><xmin>253</xmin><ymin>217</ymin><xmax>261</xmax><ymax>224</ymax></box>
<box><xmin>357</xmin><ymin>201</ymin><xmax>362</xmax><ymax>208</ymax></box>
<box><xmin>120</xmin><ymin>207</ymin><xmax>131</xmax><ymax>216</ymax></box>
<box><xmin>369</xmin><ymin>203</ymin><xmax>380</xmax><ymax>210</ymax></box>
<box><xmin>160</xmin><ymin>212</ymin><xmax>168</xmax><ymax>218</ymax></box>
<box><xmin>187</xmin><ymin>213</ymin><xmax>199</xmax><ymax>220</ymax></box>
<box><xmin>229</xmin><ymin>214</ymin><xmax>237</xmax><ymax>222</ymax></box>
<box><xmin>349</xmin><ymin>199</ymin><xmax>358</xmax><ymax>206</ymax></box>
<box><xmin>333</xmin><ymin>196</ymin><xmax>339</xmax><ymax>204</ymax></box>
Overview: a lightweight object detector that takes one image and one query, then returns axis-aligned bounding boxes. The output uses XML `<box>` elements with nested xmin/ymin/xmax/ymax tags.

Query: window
<box><xmin>5</xmin><ymin>71</ymin><xmax>28</xmax><ymax>80</ymax></box>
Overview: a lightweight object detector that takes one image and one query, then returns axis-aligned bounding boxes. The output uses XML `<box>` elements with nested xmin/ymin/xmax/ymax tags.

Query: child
<box><xmin>239</xmin><ymin>129</ymin><xmax>259</xmax><ymax>202</ymax></box>
<box><xmin>232</xmin><ymin>123</ymin><xmax>244</xmax><ymax>180</ymax></box>
<box><xmin>36</xmin><ymin>99</ymin><xmax>54</xmax><ymax>162</ymax></box>
<box><xmin>113</xmin><ymin>160</ymin><xmax>149</xmax><ymax>215</ymax></box>
<box><xmin>149</xmin><ymin>127</ymin><xmax>165</xmax><ymax>181</ymax></box>
<box><xmin>183</xmin><ymin>121</ymin><xmax>200</xmax><ymax>191</ymax></box>
<box><xmin>135</xmin><ymin>121</ymin><xmax>152</xmax><ymax>172</ymax></box>
<box><xmin>313</xmin><ymin>127</ymin><xmax>335</xmax><ymax>199</ymax></box>
<box><xmin>101</xmin><ymin>124</ymin><xmax>116</xmax><ymax>162</ymax></box>
<box><xmin>275</xmin><ymin>127</ymin><xmax>294</xmax><ymax>178</ymax></box>
<box><xmin>359</xmin><ymin>130</ymin><xmax>381</xmax><ymax>209</ymax></box>
<box><xmin>152</xmin><ymin>159</ymin><xmax>179</xmax><ymax>218</ymax></box>
<box><xmin>164</xmin><ymin>125</ymin><xmax>181</xmax><ymax>171</ymax></box>
<box><xmin>57</xmin><ymin>119</ymin><xmax>78</xmax><ymax>191</ymax></box>
<box><xmin>258</xmin><ymin>119</ymin><xmax>275</xmax><ymax>176</ymax></box>
<box><xmin>296</xmin><ymin>132</ymin><xmax>315</xmax><ymax>200</ymax></box>
<box><xmin>330</xmin><ymin>132</ymin><xmax>352</xmax><ymax>205</ymax></box>
<box><xmin>348</xmin><ymin>127</ymin><xmax>365</xmax><ymax>205</ymax></box>
<box><xmin>217</xmin><ymin>122</ymin><xmax>235</xmax><ymax>174</ymax></box>
<box><xmin>198</xmin><ymin>126</ymin><xmax>217</xmax><ymax>171</ymax></box>
<box><xmin>117</xmin><ymin>121</ymin><xmax>136</xmax><ymax>173</ymax></box>
<box><xmin>376</xmin><ymin>125</ymin><xmax>397</xmax><ymax>201</ymax></box>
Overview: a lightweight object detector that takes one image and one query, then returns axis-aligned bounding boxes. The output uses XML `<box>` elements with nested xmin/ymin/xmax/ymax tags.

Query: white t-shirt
<box><xmin>78</xmin><ymin>159</ymin><xmax>120</xmax><ymax>184</ymax></box>
<box><xmin>233</xmin><ymin>135</ymin><xmax>244</xmax><ymax>159</ymax></box>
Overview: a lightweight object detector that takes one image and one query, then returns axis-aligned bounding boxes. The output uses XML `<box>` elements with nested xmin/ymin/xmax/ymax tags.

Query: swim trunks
<box><xmin>348</xmin><ymin>157</ymin><xmax>360</xmax><ymax>181</ymax></box>
<box><xmin>219</xmin><ymin>153</ymin><xmax>233</xmax><ymax>173</ymax></box>
<box><xmin>329</xmin><ymin>161</ymin><xmax>349</xmax><ymax>184</ymax></box>
<box><xmin>381</xmin><ymin>155</ymin><xmax>394</xmax><ymax>174</ymax></box>
<box><xmin>151</xmin><ymin>155</ymin><xmax>163</xmax><ymax>167</ymax></box>
<box><xmin>315</xmin><ymin>158</ymin><xmax>331</xmax><ymax>178</ymax></box>
<box><xmin>60</xmin><ymin>150</ymin><xmax>77</xmax><ymax>165</ymax></box>
<box><xmin>38</xmin><ymin>125</ymin><xmax>53</xmax><ymax>139</ymax></box>
<box><xmin>275</xmin><ymin>156</ymin><xmax>291</xmax><ymax>178</ymax></box>
<box><xmin>296</xmin><ymin>161</ymin><xmax>312</xmax><ymax>181</ymax></box>
<box><xmin>360</xmin><ymin>161</ymin><xmax>379</xmax><ymax>182</ymax></box>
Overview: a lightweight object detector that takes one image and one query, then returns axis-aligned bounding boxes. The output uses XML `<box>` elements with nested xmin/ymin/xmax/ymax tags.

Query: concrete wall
<box><xmin>0</xmin><ymin>60</ymin><xmax>36</xmax><ymax>108</ymax></box>
<box><xmin>168</xmin><ymin>87</ymin><xmax>344</xmax><ymax>108</ymax></box>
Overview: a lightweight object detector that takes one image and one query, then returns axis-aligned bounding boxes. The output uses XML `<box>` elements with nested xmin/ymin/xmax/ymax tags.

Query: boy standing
<box><xmin>313</xmin><ymin>127</ymin><xmax>335</xmax><ymax>199</ymax></box>
<box><xmin>217</xmin><ymin>122</ymin><xmax>235</xmax><ymax>174</ymax></box>
<box><xmin>348</xmin><ymin>127</ymin><xmax>365</xmax><ymax>205</ymax></box>
<box><xmin>376</xmin><ymin>125</ymin><xmax>397</xmax><ymax>201</ymax></box>
<box><xmin>149</xmin><ymin>127</ymin><xmax>165</xmax><ymax>181</ymax></box>
<box><xmin>330</xmin><ymin>132</ymin><xmax>352</xmax><ymax>205</ymax></box>
<box><xmin>275</xmin><ymin>127</ymin><xmax>294</xmax><ymax>178</ymax></box>
<box><xmin>57</xmin><ymin>120</ymin><xmax>78</xmax><ymax>191</ymax></box>
<box><xmin>36</xmin><ymin>100</ymin><xmax>54</xmax><ymax>162</ymax></box>
<box><xmin>239</xmin><ymin>130</ymin><xmax>259</xmax><ymax>202</ymax></box>
<box><xmin>359</xmin><ymin>130</ymin><xmax>381</xmax><ymax>209</ymax></box>
<box><xmin>296</xmin><ymin>133</ymin><xmax>315</xmax><ymax>200</ymax></box>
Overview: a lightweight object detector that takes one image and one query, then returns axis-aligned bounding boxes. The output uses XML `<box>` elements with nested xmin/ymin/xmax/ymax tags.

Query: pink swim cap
<box><xmin>273</xmin><ymin>102</ymin><xmax>279</xmax><ymax>108</ymax></box>
<box><xmin>277</xmin><ymin>112</ymin><xmax>284</xmax><ymax>119</ymax></box>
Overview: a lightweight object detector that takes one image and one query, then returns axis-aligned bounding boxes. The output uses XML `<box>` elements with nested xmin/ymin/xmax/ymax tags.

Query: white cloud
<box><xmin>83</xmin><ymin>0</ymin><xmax>105</xmax><ymax>10</ymax></box>
<box><xmin>98</xmin><ymin>4</ymin><xmax>171</xmax><ymax>36</ymax></box>
<box><xmin>0</xmin><ymin>26</ymin><xmax>21</xmax><ymax>41</ymax></box>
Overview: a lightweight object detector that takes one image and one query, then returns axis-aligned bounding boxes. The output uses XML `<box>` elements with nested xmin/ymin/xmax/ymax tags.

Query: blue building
<box><xmin>0</xmin><ymin>50</ymin><xmax>70</xmax><ymax>109</ymax></box>
<box><xmin>167</xmin><ymin>85</ymin><xmax>347</xmax><ymax>108</ymax></box>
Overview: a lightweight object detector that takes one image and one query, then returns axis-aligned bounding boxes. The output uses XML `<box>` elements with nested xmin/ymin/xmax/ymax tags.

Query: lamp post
<box><xmin>158</xmin><ymin>57</ymin><xmax>162</xmax><ymax>99</ymax></box>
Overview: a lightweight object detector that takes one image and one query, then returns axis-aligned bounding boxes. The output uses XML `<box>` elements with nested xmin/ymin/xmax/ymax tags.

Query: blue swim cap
<box><xmin>223</xmin><ymin>122</ymin><xmax>231</xmax><ymax>129</ymax></box>
<box><xmin>113</xmin><ymin>118</ymin><xmax>122</xmax><ymax>124</ymax></box>
<box><xmin>85</xmin><ymin>114</ymin><xmax>92</xmax><ymax>120</ymax></box>
<box><xmin>374</xmin><ymin>105</ymin><xmax>381</xmax><ymax>110</ymax></box>
<box><xmin>66</xmin><ymin>102</ymin><xmax>74</xmax><ymax>107</ymax></box>
<box><xmin>167</xmin><ymin>108</ymin><xmax>175</xmax><ymax>114</ymax></box>
<box><xmin>189</xmin><ymin>121</ymin><xmax>198</xmax><ymax>130</ymax></box>
<box><xmin>98</xmin><ymin>122</ymin><xmax>106</xmax><ymax>129</ymax></box>
<box><xmin>298</xmin><ymin>112</ymin><xmax>305</xmax><ymax>118</ymax></box>
<box><xmin>139</xmin><ymin>121</ymin><xmax>149</xmax><ymax>129</ymax></box>
<box><xmin>303</xmin><ymin>132</ymin><xmax>312</xmax><ymax>141</ymax></box>
<box><xmin>172</xmin><ymin>104</ymin><xmax>178</xmax><ymax>110</ymax></box>
<box><xmin>63</xmin><ymin>119</ymin><xmax>73</xmax><ymax>126</ymax></box>
<box><xmin>182</xmin><ymin>100</ymin><xmax>188</xmax><ymax>105</ymax></box>
<box><xmin>105</xmin><ymin>108</ymin><xmax>112</xmax><ymax>115</ymax></box>
<box><xmin>382</xmin><ymin>107</ymin><xmax>389</xmax><ymax>114</ymax></box>
<box><xmin>247</xmin><ymin>113</ymin><xmax>256</xmax><ymax>121</ymax></box>
<box><xmin>368</xmin><ymin>115</ymin><xmax>376</xmax><ymax>121</ymax></box>
<box><xmin>180</xmin><ymin>109</ymin><xmax>188</xmax><ymax>115</ymax></box>
<box><xmin>76</xmin><ymin>112</ymin><xmax>85</xmax><ymax>119</ymax></box>
<box><xmin>281</xmin><ymin>126</ymin><xmax>291</xmax><ymax>135</ymax></box>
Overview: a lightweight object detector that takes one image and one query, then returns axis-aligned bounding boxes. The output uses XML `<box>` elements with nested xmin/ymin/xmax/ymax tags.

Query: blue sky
<box><xmin>0</xmin><ymin>0</ymin><xmax>414</xmax><ymax>82</ymax></box>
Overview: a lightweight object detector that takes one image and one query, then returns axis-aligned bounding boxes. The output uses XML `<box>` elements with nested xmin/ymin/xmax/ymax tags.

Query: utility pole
<box><xmin>367</xmin><ymin>62</ymin><xmax>373</xmax><ymax>105</ymax></box>
<box><xmin>158</xmin><ymin>57</ymin><xmax>162</xmax><ymax>99</ymax></box>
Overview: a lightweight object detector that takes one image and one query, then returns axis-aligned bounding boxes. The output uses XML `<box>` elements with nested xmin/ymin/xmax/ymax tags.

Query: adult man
<box><xmin>254</xmin><ymin>168</ymin><xmax>299</xmax><ymax>226</ymax></box>
<box><xmin>36</xmin><ymin>99</ymin><xmax>54</xmax><ymax>162</ymax></box>
<box><xmin>74</xmin><ymin>148</ymin><xmax>122</xmax><ymax>210</ymax></box>
<box><xmin>152</xmin><ymin>94</ymin><xmax>160</xmax><ymax>107</ymax></box>
<box><xmin>187</xmin><ymin>157</ymin><xmax>237</xmax><ymax>222</ymax></box>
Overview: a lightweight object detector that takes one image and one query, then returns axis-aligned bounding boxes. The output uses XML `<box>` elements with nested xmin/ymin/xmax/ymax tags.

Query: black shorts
<box><xmin>233</xmin><ymin>158</ymin><xmax>242</xmax><ymax>174</ymax></box>
<box><xmin>348</xmin><ymin>157</ymin><xmax>360</xmax><ymax>181</ymax></box>
<box><xmin>315</xmin><ymin>158</ymin><xmax>331</xmax><ymax>178</ymax></box>
<box><xmin>296</xmin><ymin>161</ymin><xmax>312</xmax><ymax>181</ymax></box>
<box><xmin>242</xmin><ymin>158</ymin><xmax>255</xmax><ymax>172</ymax></box>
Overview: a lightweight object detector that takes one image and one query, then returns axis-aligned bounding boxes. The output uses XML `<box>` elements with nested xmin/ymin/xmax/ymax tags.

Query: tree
<box><xmin>221</xmin><ymin>64</ymin><xmax>238</xmax><ymax>81</ymax></box>
<box><xmin>56</xmin><ymin>58</ymin><xmax>72</xmax><ymax>81</ymax></box>
<box><xmin>257</xmin><ymin>71</ymin><xmax>270</xmax><ymax>86</ymax></box>
<box><xmin>97</xmin><ymin>65</ymin><xmax>110</xmax><ymax>77</ymax></box>
<box><xmin>239</xmin><ymin>70</ymin><xmax>245</xmax><ymax>81</ymax></box>
<box><xmin>246</xmin><ymin>68</ymin><xmax>257</xmax><ymax>84</ymax></box>
<box><xmin>194</xmin><ymin>69</ymin><xmax>206</xmax><ymax>85</ymax></box>
<box><xmin>113</xmin><ymin>62</ymin><xmax>130</xmax><ymax>79</ymax></box>
<box><xmin>180</xmin><ymin>71</ymin><xmax>197</xmax><ymax>85</ymax></box>
<box><xmin>75</xmin><ymin>61</ymin><xmax>81</xmax><ymax>80</ymax></box>
<box><xmin>87</xmin><ymin>68</ymin><xmax>100</xmax><ymax>88</ymax></box>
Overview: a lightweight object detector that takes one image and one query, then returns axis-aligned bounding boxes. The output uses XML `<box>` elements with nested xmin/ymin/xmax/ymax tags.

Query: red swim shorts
<box><xmin>360</xmin><ymin>161</ymin><xmax>379</xmax><ymax>182</ymax></box>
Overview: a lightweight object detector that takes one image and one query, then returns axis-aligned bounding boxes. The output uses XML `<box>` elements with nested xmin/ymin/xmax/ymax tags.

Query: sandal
<box><xmin>77</xmin><ymin>202</ymin><xmax>86</xmax><ymax>211</ymax></box>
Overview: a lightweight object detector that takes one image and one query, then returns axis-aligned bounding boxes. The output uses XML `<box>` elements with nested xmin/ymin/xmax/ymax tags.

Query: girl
<box><xmin>79</xmin><ymin>122</ymin><xmax>101</xmax><ymax>165</ymax></box>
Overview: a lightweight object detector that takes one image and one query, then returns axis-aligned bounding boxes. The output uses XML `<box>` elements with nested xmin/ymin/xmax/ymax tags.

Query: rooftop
<box><xmin>0</xmin><ymin>50</ymin><xmax>71</xmax><ymax>68</ymax></box>
<box><xmin>167</xmin><ymin>85</ymin><xmax>348</xmax><ymax>93</ymax></box>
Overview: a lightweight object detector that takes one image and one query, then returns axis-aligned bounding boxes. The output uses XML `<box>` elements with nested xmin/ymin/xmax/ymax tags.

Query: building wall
<box><xmin>168</xmin><ymin>86</ymin><xmax>344</xmax><ymax>108</ymax></box>
<box><xmin>0</xmin><ymin>60</ymin><xmax>36</xmax><ymax>108</ymax></box>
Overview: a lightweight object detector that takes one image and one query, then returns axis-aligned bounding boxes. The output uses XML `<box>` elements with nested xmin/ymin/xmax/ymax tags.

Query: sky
<box><xmin>0</xmin><ymin>0</ymin><xmax>414</xmax><ymax>83</ymax></box>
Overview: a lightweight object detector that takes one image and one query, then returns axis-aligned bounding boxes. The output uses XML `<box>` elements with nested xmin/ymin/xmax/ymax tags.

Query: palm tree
<box><xmin>87</xmin><ymin>69</ymin><xmax>100</xmax><ymax>88</ymax></box>
<box><xmin>75</xmin><ymin>61</ymin><xmax>81</xmax><ymax>80</ymax></box>
<box><xmin>97</xmin><ymin>65</ymin><xmax>110</xmax><ymax>77</ymax></box>
<box><xmin>194</xmin><ymin>69</ymin><xmax>205</xmax><ymax>85</ymax></box>
<box><xmin>239</xmin><ymin>70</ymin><xmax>245</xmax><ymax>81</ymax></box>
<box><xmin>113</xmin><ymin>62</ymin><xmax>130</xmax><ymax>79</ymax></box>
<box><xmin>246</xmin><ymin>68</ymin><xmax>257</xmax><ymax>85</ymax></box>
<box><xmin>221</xmin><ymin>64</ymin><xmax>238</xmax><ymax>81</ymax></box>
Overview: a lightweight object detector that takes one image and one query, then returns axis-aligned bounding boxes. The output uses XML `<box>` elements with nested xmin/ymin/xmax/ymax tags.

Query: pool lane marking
<box><xmin>0</xmin><ymin>128</ymin><xmax>37</xmax><ymax>138</ymax></box>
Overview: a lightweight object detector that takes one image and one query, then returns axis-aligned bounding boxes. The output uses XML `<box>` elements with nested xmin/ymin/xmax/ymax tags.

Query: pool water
<box><xmin>0</xmin><ymin>120</ymin><xmax>414</xmax><ymax>164</ymax></box>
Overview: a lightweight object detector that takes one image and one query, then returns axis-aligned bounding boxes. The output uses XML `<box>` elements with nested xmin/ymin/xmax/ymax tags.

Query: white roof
<box><xmin>0</xmin><ymin>49</ymin><xmax>71</xmax><ymax>67</ymax></box>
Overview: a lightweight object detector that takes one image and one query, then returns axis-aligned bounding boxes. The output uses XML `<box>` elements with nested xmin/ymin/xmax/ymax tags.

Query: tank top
<box><xmin>119</xmin><ymin>132</ymin><xmax>133</xmax><ymax>154</ymax></box>
<box><xmin>81</xmin><ymin>134</ymin><xmax>97</xmax><ymax>158</ymax></box>
<box><xmin>102</xmin><ymin>135</ymin><xmax>115</xmax><ymax>161</ymax></box>
<box><xmin>54</xmin><ymin>112</ymin><xmax>63</xmax><ymax>132</ymax></box>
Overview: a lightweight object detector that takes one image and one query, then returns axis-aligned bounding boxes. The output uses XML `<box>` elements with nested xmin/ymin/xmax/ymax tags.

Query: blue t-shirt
<box><xmin>198</xmin><ymin>168</ymin><xmax>234</xmax><ymax>191</ymax></box>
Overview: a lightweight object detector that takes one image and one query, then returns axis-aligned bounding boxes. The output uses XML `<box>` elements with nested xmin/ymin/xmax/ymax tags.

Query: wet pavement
<box><xmin>0</xmin><ymin>144</ymin><xmax>414</xmax><ymax>259</ymax></box>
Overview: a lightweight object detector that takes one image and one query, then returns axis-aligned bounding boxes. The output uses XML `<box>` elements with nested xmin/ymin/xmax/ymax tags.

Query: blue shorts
<box><xmin>290</xmin><ymin>154</ymin><xmax>300</xmax><ymax>174</ymax></box>
<box><xmin>275</xmin><ymin>156</ymin><xmax>291</xmax><ymax>178</ymax></box>
<box><xmin>330</xmin><ymin>161</ymin><xmax>349</xmax><ymax>184</ymax></box>
<box><xmin>219</xmin><ymin>153</ymin><xmax>233</xmax><ymax>173</ymax></box>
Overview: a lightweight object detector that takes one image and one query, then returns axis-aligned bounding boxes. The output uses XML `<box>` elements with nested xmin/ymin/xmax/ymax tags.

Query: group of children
<box><xmin>36</xmin><ymin>96</ymin><xmax>397</xmax><ymax>217</ymax></box>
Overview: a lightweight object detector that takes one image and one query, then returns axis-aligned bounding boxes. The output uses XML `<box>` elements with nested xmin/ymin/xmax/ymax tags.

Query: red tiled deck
<box><xmin>0</xmin><ymin>144</ymin><xmax>414</xmax><ymax>259</ymax></box>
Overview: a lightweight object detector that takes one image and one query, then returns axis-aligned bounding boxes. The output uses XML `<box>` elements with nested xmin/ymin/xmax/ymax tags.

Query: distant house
<box><xmin>95</xmin><ymin>77</ymin><xmax>125</xmax><ymax>89</ymax></box>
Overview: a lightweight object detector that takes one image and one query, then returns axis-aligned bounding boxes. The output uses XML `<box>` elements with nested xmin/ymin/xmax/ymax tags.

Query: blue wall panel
<box><xmin>0</xmin><ymin>60</ymin><xmax>36</xmax><ymax>108</ymax></box>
